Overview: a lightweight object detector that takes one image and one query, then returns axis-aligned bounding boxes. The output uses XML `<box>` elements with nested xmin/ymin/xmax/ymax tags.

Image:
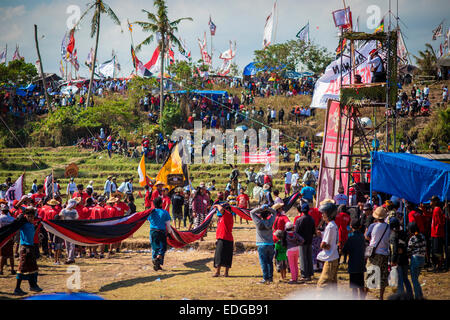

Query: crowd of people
<box><xmin>0</xmin><ymin>154</ymin><xmax>448</xmax><ymax>300</ymax></box>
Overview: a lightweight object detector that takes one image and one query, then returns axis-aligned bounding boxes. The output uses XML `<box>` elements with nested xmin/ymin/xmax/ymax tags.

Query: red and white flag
<box><xmin>12</xmin><ymin>45</ymin><xmax>22</xmax><ymax>61</ymax></box>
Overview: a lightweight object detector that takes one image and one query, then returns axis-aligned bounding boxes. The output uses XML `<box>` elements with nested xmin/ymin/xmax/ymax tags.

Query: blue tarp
<box><xmin>371</xmin><ymin>152</ymin><xmax>450</xmax><ymax>203</ymax></box>
<box><xmin>243</xmin><ymin>62</ymin><xmax>258</xmax><ymax>76</ymax></box>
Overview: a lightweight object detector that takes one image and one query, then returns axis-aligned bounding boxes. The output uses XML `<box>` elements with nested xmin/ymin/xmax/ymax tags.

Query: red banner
<box><xmin>317</xmin><ymin>100</ymin><xmax>354</xmax><ymax>205</ymax></box>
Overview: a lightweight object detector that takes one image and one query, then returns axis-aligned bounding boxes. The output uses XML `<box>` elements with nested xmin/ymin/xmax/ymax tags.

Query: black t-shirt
<box><xmin>172</xmin><ymin>194</ymin><xmax>185</xmax><ymax>213</ymax></box>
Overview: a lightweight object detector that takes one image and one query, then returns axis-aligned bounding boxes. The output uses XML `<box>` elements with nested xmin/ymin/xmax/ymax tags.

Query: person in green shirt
<box><xmin>274</xmin><ymin>230</ymin><xmax>288</xmax><ymax>282</ymax></box>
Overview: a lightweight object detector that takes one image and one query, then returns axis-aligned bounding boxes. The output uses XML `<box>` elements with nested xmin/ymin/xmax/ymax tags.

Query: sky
<box><xmin>0</xmin><ymin>0</ymin><xmax>449</xmax><ymax>78</ymax></box>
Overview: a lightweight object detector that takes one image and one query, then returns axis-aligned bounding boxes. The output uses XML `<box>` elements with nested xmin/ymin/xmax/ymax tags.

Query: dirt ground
<box><xmin>1</xmin><ymin>217</ymin><xmax>449</xmax><ymax>300</ymax></box>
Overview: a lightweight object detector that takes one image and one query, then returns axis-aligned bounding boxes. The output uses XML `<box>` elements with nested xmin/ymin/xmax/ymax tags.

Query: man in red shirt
<box><xmin>79</xmin><ymin>198</ymin><xmax>95</xmax><ymax>220</ymax></box>
<box><xmin>212</xmin><ymin>204</ymin><xmax>234</xmax><ymax>277</ymax></box>
<box><xmin>236</xmin><ymin>187</ymin><xmax>250</xmax><ymax>225</ymax></box>
<box><xmin>272</xmin><ymin>203</ymin><xmax>291</xmax><ymax>242</ymax></box>
<box><xmin>430</xmin><ymin>196</ymin><xmax>445</xmax><ymax>272</ymax></box>
<box><xmin>114</xmin><ymin>194</ymin><xmax>130</xmax><ymax>217</ymax></box>
<box><xmin>72</xmin><ymin>185</ymin><xmax>89</xmax><ymax>205</ymax></box>
<box><xmin>335</xmin><ymin>205</ymin><xmax>351</xmax><ymax>264</ymax></box>
<box><xmin>90</xmin><ymin>197</ymin><xmax>107</xmax><ymax>220</ymax></box>
<box><xmin>31</xmin><ymin>185</ymin><xmax>45</xmax><ymax>207</ymax></box>
<box><xmin>89</xmin><ymin>197</ymin><xmax>107</xmax><ymax>258</ymax></box>
<box><xmin>144</xmin><ymin>185</ymin><xmax>152</xmax><ymax>210</ymax></box>
<box><xmin>105</xmin><ymin>198</ymin><xmax>119</xmax><ymax>218</ymax></box>
<box><xmin>150</xmin><ymin>182</ymin><xmax>165</xmax><ymax>210</ymax></box>
<box><xmin>407</xmin><ymin>202</ymin><xmax>425</xmax><ymax>234</ymax></box>
<box><xmin>161</xmin><ymin>188</ymin><xmax>171</xmax><ymax>212</ymax></box>
<box><xmin>39</xmin><ymin>198</ymin><xmax>60</xmax><ymax>257</ymax></box>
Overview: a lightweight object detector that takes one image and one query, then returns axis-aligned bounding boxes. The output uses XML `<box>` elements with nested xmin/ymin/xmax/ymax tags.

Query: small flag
<box><xmin>432</xmin><ymin>22</ymin><xmax>443</xmax><ymax>40</ymax></box>
<box><xmin>296</xmin><ymin>22</ymin><xmax>310</xmax><ymax>43</ymax></box>
<box><xmin>59</xmin><ymin>60</ymin><xmax>65</xmax><ymax>78</ymax></box>
<box><xmin>208</xmin><ymin>16</ymin><xmax>217</xmax><ymax>36</ymax></box>
<box><xmin>128</xmin><ymin>20</ymin><xmax>133</xmax><ymax>33</ymax></box>
<box><xmin>374</xmin><ymin>18</ymin><xmax>384</xmax><ymax>33</ymax></box>
<box><xmin>0</xmin><ymin>47</ymin><xmax>6</xmax><ymax>64</ymax></box>
<box><xmin>336</xmin><ymin>38</ymin><xmax>347</xmax><ymax>55</ymax></box>
<box><xmin>138</xmin><ymin>154</ymin><xmax>148</xmax><ymax>187</ymax></box>
<box><xmin>67</xmin><ymin>29</ymin><xmax>75</xmax><ymax>54</ymax></box>
<box><xmin>12</xmin><ymin>45</ymin><xmax>22</xmax><ymax>61</ymax></box>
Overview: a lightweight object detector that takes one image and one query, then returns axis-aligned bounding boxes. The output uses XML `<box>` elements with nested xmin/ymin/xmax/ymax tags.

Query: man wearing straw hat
<box><xmin>60</xmin><ymin>199</ymin><xmax>79</xmax><ymax>264</ymax></box>
<box><xmin>365</xmin><ymin>206</ymin><xmax>390</xmax><ymax>300</ymax></box>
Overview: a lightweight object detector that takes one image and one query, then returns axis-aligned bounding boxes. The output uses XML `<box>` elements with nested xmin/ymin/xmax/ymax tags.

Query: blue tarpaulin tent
<box><xmin>371</xmin><ymin>152</ymin><xmax>450</xmax><ymax>204</ymax></box>
<box><xmin>243</xmin><ymin>62</ymin><xmax>259</xmax><ymax>76</ymax></box>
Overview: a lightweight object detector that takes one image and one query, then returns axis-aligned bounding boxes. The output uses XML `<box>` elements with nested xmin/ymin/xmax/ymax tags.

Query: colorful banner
<box><xmin>317</xmin><ymin>100</ymin><xmax>354</xmax><ymax>205</ymax></box>
<box><xmin>241</xmin><ymin>152</ymin><xmax>276</xmax><ymax>164</ymax></box>
<box><xmin>310</xmin><ymin>41</ymin><xmax>376</xmax><ymax>109</ymax></box>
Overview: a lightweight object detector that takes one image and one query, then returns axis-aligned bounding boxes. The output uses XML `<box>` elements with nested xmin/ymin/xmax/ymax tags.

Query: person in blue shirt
<box><xmin>107</xmin><ymin>140</ymin><xmax>113</xmax><ymax>158</ymax></box>
<box><xmin>148</xmin><ymin>197</ymin><xmax>172</xmax><ymax>271</ymax></box>
<box><xmin>300</xmin><ymin>181</ymin><xmax>316</xmax><ymax>206</ymax></box>
<box><xmin>14</xmin><ymin>207</ymin><xmax>42</xmax><ymax>296</ymax></box>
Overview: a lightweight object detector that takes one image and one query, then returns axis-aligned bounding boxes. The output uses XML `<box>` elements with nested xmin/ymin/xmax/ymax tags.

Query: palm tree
<box><xmin>413</xmin><ymin>43</ymin><xmax>438</xmax><ymax>77</ymax></box>
<box><xmin>76</xmin><ymin>0</ymin><xmax>121</xmax><ymax>108</ymax></box>
<box><xmin>134</xmin><ymin>0</ymin><xmax>192</xmax><ymax>122</ymax></box>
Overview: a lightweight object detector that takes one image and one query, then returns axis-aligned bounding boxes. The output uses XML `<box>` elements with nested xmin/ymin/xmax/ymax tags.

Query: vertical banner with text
<box><xmin>317</xmin><ymin>100</ymin><xmax>354</xmax><ymax>205</ymax></box>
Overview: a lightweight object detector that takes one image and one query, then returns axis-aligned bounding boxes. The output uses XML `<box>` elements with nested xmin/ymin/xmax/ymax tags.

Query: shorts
<box><xmin>0</xmin><ymin>239</ymin><xmax>14</xmax><ymax>258</ymax></box>
<box><xmin>317</xmin><ymin>259</ymin><xmax>339</xmax><ymax>289</ymax></box>
<box><xmin>431</xmin><ymin>237</ymin><xmax>444</xmax><ymax>257</ymax></box>
<box><xmin>52</xmin><ymin>242</ymin><xmax>63</xmax><ymax>251</ymax></box>
<box><xmin>366</xmin><ymin>253</ymin><xmax>389</xmax><ymax>289</ymax></box>
<box><xmin>172</xmin><ymin>210</ymin><xmax>183</xmax><ymax>220</ymax></box>
<box><xmin>349</xmin><ymin>272</ymin><xmax>365</xmax><ymax>289</ymax></box>
<box><xmin>275</xmin><ymin>259</ymin><xmax>288</xmax><ymax>272</ymax></box>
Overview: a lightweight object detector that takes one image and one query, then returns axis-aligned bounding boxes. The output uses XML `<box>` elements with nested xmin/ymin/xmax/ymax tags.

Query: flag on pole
<box><xmin>44</xmin><ymin>173</ymin><xmax>54</xmax><ymax>197</ymax></box>
<box><xmin>262</xmin><ymin>2</ymin><xmax>276</xmax><ymax>48</ymax></box>
<box><xmin>12</xmin><ymin>45</ymin><xmax>22</xmax><ymax>61</ymax></box>
<box><xmin>144</xmin><ymin>46</ymin><xmax>162</xmax><ymax>74</ymax></box>
<box><xmin>198</xmin><ymin>33</ymin><xmax>212</xmax><ymax>66</ymax></box>
<box><xmin>332</xmin><ymin>7</ymin><xmax>351</xmax><ymax>29</ymax></box>
<box><xmin>336</xmin><ymin>38</ymin><xmax>347</xmax><ymax>55</ymax></box>
<box><xmin>432</xmin><ymin>21</ymin><xmax>443</xmax><ymax>40</ymax></box>
<box><xmin>85</xmin><ymin>47</ymin><xmax>94</xmax><ymax>70</ymax></box>
<box><xmin>67</xmin><ymin>29</ymin><xmax>75</xmax><ymax>54</ymax></box>
<box><xmin>131</xmin><ymin>45</ymin><xmax>152</xmax><ymax>77</ymax></box>
<box><xmin>374</xmin><ymin>18</ymin><xmax>384</xmax><ymax>33</ymax></box>
<box><xmin>0</xmin><ymin>47</ymin><xmax>6</xmax><ymax>64</ymax></box>
<box><xmin>59</xmin><ymin>60</ymin><xmax>65</xmax><ymax>78</ymax></box>
<box><xmin>128</xmin><ymin>20</ymin><xmax>133</xmax><ymax>33</ymax></box>
<box><xmin>70</xmin><ymin>49</ymin><xmax>80</xmax><ymax>72</ymax></box>
<box><xmin>61</xmin><ymin>32</ymin><xmax>68</xmax><ymax>61</ymax></box>
<box><xmin>4</xmin><ymin>174</ymin><xmax>24</xmax><ymax>207</ymax></box>
<box><xmin>296</xmin><ymin>22</ymin><xmax>310</xmax><ymax>43</ymax></box>
<box><xmin>138</xmin><ymin>154</ymin><xmax>148</xmax><ymax>187</ymax></box>
<box><xmin>208</xmin><ymin>17</ymin><xmax>217</xmax><ymax>36</ymax></box>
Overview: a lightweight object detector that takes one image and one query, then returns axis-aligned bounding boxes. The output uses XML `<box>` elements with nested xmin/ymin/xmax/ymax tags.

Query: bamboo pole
<box><xmin>34</xmin><ymin>24</ymin><xmax>51</xmax><ymax>113</ymax></box>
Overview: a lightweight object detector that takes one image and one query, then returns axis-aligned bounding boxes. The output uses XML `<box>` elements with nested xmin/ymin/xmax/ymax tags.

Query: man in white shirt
<box><xmin>104</xmin><ymin>176</ymin><xmax>112</xmax><ymax>198</ymax></box>
<box><xmin>291</xmin><ymin>169</ymin><xmax>300</xmax><ymax>193</ymax></box>
<box><xmin>294</xmin><ymin>151</ymin><xmax>301</xmax><ymax>171</ymax></box>
<box><xmin>66</xmin><ymin>178</ymin><xmax>77</xmax><ymax>198</ymax></box>
<box><xmin>284</xmin><ymin>169</ymin><xmax>293</xmax><ymax>196</ymax></box>
<box><xmin>317</xmin><ymin>201</ymin><xmax>339</xmax><ymax>290</ymax></box>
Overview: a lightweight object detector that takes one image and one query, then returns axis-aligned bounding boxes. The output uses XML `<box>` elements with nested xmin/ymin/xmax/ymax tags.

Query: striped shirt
<box><xmin>407</xmin><ymin>233</ymin><xmax>426</xmax><ymax>257</ymax></box>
